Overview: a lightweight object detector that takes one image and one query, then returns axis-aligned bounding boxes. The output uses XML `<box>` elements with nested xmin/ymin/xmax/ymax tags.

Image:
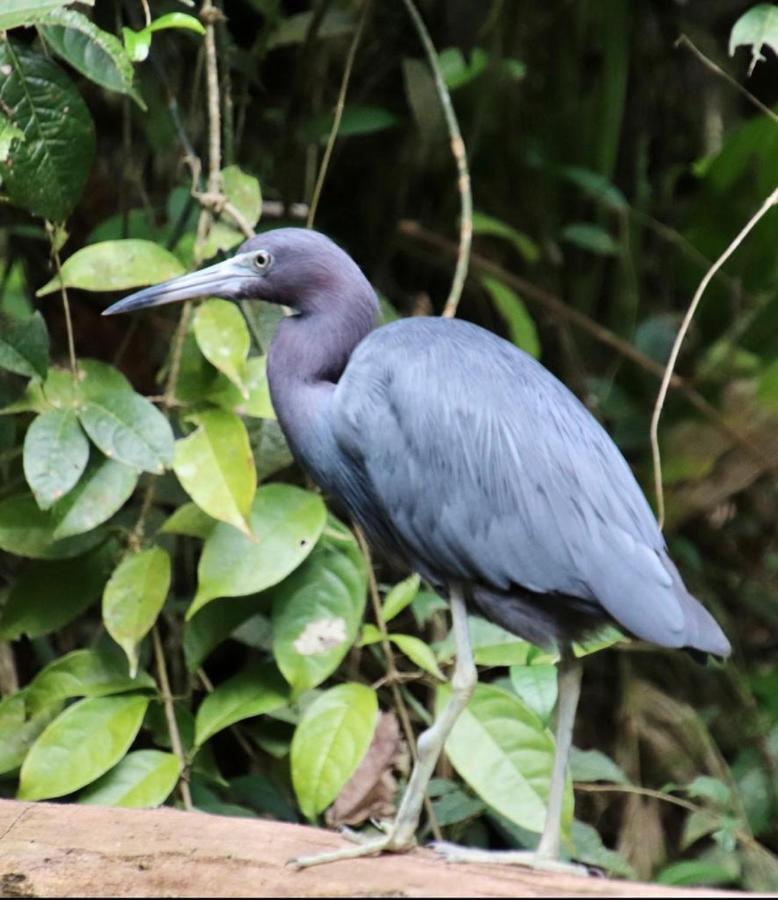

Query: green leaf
<box><xmin>271</xmin><ymin>532</ymin><xmax>367</xmax><ymax>693</ymax></box>
<box><xmin>0</xmin><ymin>692</ymin><xmax>62</xmax><ymax>777</ymax></box>
<box><xmin>291</xmin><ymin>683</ymin><xmax>378</xmax><ymax>820</ymax></box>
<box><xmin>359</xmin><ymin>622</ymin><xmax>384</xmax><ymax>646</ymax></box>
<box><xmin>198</xmin><ymin>166</ymin><xmax>262</xmax><ymax>258</ymax></box>
<box><xmin>52</xmin><ymin>457</ymin><xmax>139</xmax><ymax>539</ymax></box>
<box><xmin>0</xmin><ymin>311</ymin><xmax>49</xmax><ymax>378</ymax></box>
<box><xmin>193</xmin><ymin>299</ymin><xmax>251</xmax><ymax>395</ymax></box>
<box><xmin>556</xmin><ymin>166</ymin><xmax>628</xmax><ymax>211</ymax></box>
<box><xmin>561</xmin><ymin>223</ymin><xmax>619</xmax><ymax>256</ymax></box>
<box><xmin>173</xmin><ymin>408</ymin><xmax>255</xmax><ymax>534</ymax></box>
<box><xmin>438</xmin><ymin>46</ymin><xmax>488</xmax><ymax>90</ymax></box>
<box><xmin>183</xmin><ymin>595</ymin><xmax>265</xmax><ymax>672</ymax></box>
<box><xmin>194</xmin><ymin>662</ymin><xmax>289</xmax><ymax>747</ymax></box>
<box><xmin>382</xmin><ymin>573</ymin><xmax>420</xmax><ymax>623</ymax></box>
<box><xmin>79</xmin><ymin>749</ymin><xmax>181</xmax><ymax>808</ymax></box>
<box><xmin>0</xmin><ymin>492</ymin><xmax>104</xmax><ymax>559</ymax></box>
<box><xmin>572</xmin><ymin>820</ymin><xmax>635</xmax><ymax>878</ymax></box>
<box><xmin>189</xmin><ymin>484</ymin><xmax>327</xmax><ymax>617</ymax></box>
<box><xmin>37</xmin><ymin>239</ymin><xmax>185</xmax><ymax>297</ymax></box>
<box><xmin>509</xmin><ymin>664</ymin><xmax>558</xmax><ymax>723</ymax></box>
<box><xmin>161</xmin><ymin>501</ymin><xmax>218</xmax><ymax>540</ymax></box>
<box><xmin>78</xmin><ymin>390</ymin><xmax>174</xmax><ymax>474</ymax></box>
<box><xmin>472</xmin><ymin>211</ymin><xmax>540</xmax><ymax>264</ymax></box>
<box><xmin>438</xmin><ymin>682</ymin><xmax>572</xmax><ymax>835</ymax></box>
<box><xmin>0</xmin><ymin>40</ymin><xmax>95</xmax><ymax>221</ymax></box>
<box><xmin>569</xmin><ymin>747</ymin><xmax>629</xmax><ymax>785</ymax></box>
<box><xmin>26</xmin><ymin>648</ymin><xmax>155</xmax><ymax>714</ymax></box>
<box><xmin>122</xmin><ymin>13</ymin><xmax>205</xmax><ymax>63</ymax></box>
<box><xmin>0</xmin><ymin>0</ymin><xmax>93</xmax><ymax>31</ymax></box>
<box><xmin>103</xmin><ymin>547</ymin><xmax>171</xmax><ymax>677</ymax></box>
<box><xmin>40</xmin><ymin>9</ymin><xmax>142</xmax><ymax>106</ymax></box>
<box><xmin>730</xmin><ymin>3</ymin><xmax>778</xmax><ymax>75</ymax></box>
<box><xmin>23</xmin><ymin>408</ymin><xmax>89</xmax><ymax>510</ymax></box>
<box><xmin>42</xmin><ymin>359</ymin><xmax>133</xmax><ymax>411</ymax></box>
<box><xmin>19</xmin><ymin>693</ymin><xmax>150</xmax><ymax>801</ymax></box>
<box><xmin>684</xmin><ymin>775</ymin><xmax>732</xmax><ymax>809</ymax></box>
<box><xmin>482</xmin><ymin>276</ymin><xmax>540</xmax><ymax>358</ymax></box>
<box><xmin>206</xmin><ymin>356</ymin><xmax>275</xmax><ymax>420</ymax></box>
<box><xmin>657</xmin><ymin>859</ymin><xmax>737</xmax><ymax>887</ymax></box>
<box><xmin>0</xmin><ymin>543</ymin><xmax>115</xmax><ymax>639</ymax></box>
<box><xmin>390</xmin><ymin>633</ymin><xmax>444</xmax><ymax>679</ymax></box>
<box><xmin>436</xmin><ymin>616</ymin><xmax>546</xmax><ymax>668</ymax></box>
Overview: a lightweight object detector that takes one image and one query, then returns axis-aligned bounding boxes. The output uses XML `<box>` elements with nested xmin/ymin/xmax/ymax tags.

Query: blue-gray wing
<box><xmin>332</xmin><ymin>317</ymin><xmax>729</xmax><ymax>656</ymax></box>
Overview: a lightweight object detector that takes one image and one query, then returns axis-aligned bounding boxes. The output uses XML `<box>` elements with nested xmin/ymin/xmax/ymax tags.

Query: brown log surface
<box><xmin>0</xmin><ymin>798</ymin><xmax>750</xmax><ymax>898</ymax></box>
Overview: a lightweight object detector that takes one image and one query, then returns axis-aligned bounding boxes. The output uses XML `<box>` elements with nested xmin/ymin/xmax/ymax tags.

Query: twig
<box><xmin>196</xmin><ymin>0</ymin><xmax>223</xmax><ymax>251</ymax></box>
<box><xmin>306</xmin><ymin>0</ymin><xmax>371</xmax><ymax>228</ymax></box>
<box><xmin>139</xmin><ymin>0</ymin><xmax>151</xmax><ymax>28</ymax></box>
<box><xmin>153</xmin><ymin>627</ymin><xmax>193</xmax><ymax>811</ymax></box>
<box><xmin>128</xmin><ymin>481</ymin><xmax>156</xmax><ymax>552</ymax></box>
<box><xmin>650</xmin><ymin>186</ymin><xmax>778</xmax><ymax>527</ymax></box>
<box><xmin>164</xmin><ymin>301</ymin><xmax>193</xmax><ymax>409</ymax></box>
<box><xmin>46</xmin><ymin>224</ymin><xmax>77</xmax><ymax>378</ymax></box>
<box><xmin>354</xmin><ymin>527</ymin><xmax>443</xmax><ymax>843</ymax></box>
<box><xmin>400</xmin><ymin>0</ymin><xmax>471</xmax><ymax>318</ymax></box>
<box><xmin>676</xmin><ymin>35</ymin><xmax>778</xmax><ymax>127</ymax></box>
<box><xmin>399</xmin><ymin>220</ymin><xmax>776</xmax><ymax>480</ymax></box>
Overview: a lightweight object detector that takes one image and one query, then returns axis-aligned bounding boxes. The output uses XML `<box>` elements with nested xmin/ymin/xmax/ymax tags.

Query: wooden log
<box><xmin>0</xmin><ymin>798</ymin><xmax>745</xmax><ymax>898</ymax></box>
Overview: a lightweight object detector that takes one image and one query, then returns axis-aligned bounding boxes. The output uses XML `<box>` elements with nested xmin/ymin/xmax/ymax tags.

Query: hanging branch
<box><xmin>650</xmin><ymin>185</ymin><xmax>778</xmax><ymax>527</ymax></box>
<box><xmin>400</xmin><ymin>0</ymin><xmax>472</xmax><ymax>318</ymax></box>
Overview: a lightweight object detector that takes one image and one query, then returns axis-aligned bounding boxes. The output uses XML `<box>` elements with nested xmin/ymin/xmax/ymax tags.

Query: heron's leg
<box><xmin>291</xmin><ymin>585</ymin><xmax>476</xmax><ymax>868</ymax></box>
<box><xmin>432</xmin><ymin>646</ymin><xmax>588</xmax><ymax>876</ymax></box>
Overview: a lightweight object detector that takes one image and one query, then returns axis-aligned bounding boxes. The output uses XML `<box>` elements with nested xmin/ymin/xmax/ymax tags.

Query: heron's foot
<box><xmin>430</xmin><ymin>841</ymin><xmax>591</xmax><ymax>877</ymax></box>
<box><xmin>289</xmin><ymin>824</ymin><xmax>416</xmax><ymax>869</ymax></box>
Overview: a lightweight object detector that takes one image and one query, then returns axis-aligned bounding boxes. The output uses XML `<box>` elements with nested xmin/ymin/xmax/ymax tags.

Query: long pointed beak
<box><xmin>102</xmin><ymin>253</ymin><xmax>255</xmax><ymax>316</ymax></box>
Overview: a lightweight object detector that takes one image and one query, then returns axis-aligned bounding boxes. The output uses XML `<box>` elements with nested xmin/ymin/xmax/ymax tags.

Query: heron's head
<box><xmin>102</xmin><ymin>228</ymin><xmax>378</xmax><ymax>318</ymax></box>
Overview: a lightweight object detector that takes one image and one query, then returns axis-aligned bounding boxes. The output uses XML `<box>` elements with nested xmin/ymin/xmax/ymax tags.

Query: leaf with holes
<box><xmin>23</xmin><ymin>409</ymin><xmax>89</xmax><ymax>510</ymax></box>
<box><xmin>0</xmin><ymin>40</ymin><xmax>95</xmax><ymax>221</ymax></box>
<box><xmin>194</xmin><ymin>662</ymin><xmax>289</xmax><ymax>747</ymax></box>
<box><xmin>79</xmin><ymin>750</ymin><xmax>181</xmax><ymax>808</ymax></box>
<box><xmin>103</xmin><ymin>547</ymin><xmax>171</xmax><ymax>677</ymax></box>
<box><xmin>173</xmin><ymin>408</ymin><xmax>255</xmax><ymax>535</ymax></box>
<box><xmin>291</xmin><ymin>683</ymin><xmax>378</xmax><ymax>820</ymax></box>
<box><xmin>189</xmin><ymin>484</ymin><xmax>327</xmax><ymax>617</ymax></box>
<box><xmin>78</xmin><ymin>390</ymin><xmax>174</xmax><ymax>474</ymax></box>
<box><xmin>0</xmin><ymin>311</ymin><xmax>48</xmax><ymax>379</ymax></box>
<box><xmin>37</xmin><ymin>240</ymin><xmax>185</xmax><ymax>297</ymax></box>
<box><xmin>193</xmin><ymin>300</ymin><xmax>251</xmax><ymax>396</ymax></box>
<box><xmin>19</xmin><ymin>694</ymin><xmax>149</xmax><ymax>800</ymax></box>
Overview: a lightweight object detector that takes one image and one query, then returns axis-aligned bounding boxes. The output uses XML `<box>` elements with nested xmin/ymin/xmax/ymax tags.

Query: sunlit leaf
<box><xmin>194</xmin><ymin>662</ymin><xmax>289</xmax><ymax>747</ymax></box>
<box><xmin>23</xmin><ymin>408</ymin><xmax>89</xmax><ymax>510</ymax></box>
<box><xmin>79</xmin><ymin>750</ymin><xmax>181</xmax><ymax>808</ymax></box>
<box><xmin>382</xmin><ymin>573</ymin><xmax>420</xmax><ymax>623</ymax></box>
<box><xmin>730</xmin><ymin>3</ymin><xmax>778</xmax><ymax>75</ymax></box>
<box><xmin>37</xmin><ymin>240</ymin><xmax>185</xmax><ymax>297</ymax></box>
<box><xmin>291</xmin><ymin>683</ymin><xmax>378</xmax><ymax>820</ymax></box>
<box><xmin>193</xmin><ymin>300</ymin><xmax>251</xmax><ymax>396</ymax></box>
<box><xmin>0</xmin><ymin>0</ymin><xmax>93</xmax><ymax>31</ymax></box>
<box><xmin>103</xmin><ymin>547</ymin><xmax>171</xmax><ymax>677</ymax></box>
<box><xmin>390</xmin><ymin>633</ymin><xmax>444</xmax><ymax>679</ymax></box>
<box><xmin>190</xmin><ymin>484</ymin><xmax>327</xmax><ymax>617</ymax></box>
<box><xmin>207</xmin><ymin>356</ymin><xmax>275</xmax><ymax>420</ymax></box>
<box><xmin>121</xmin><ymin>13</ymin><xmax>205</xmax><ymax>63</ymax></box>
<box><xmin>19</xmin><ymin>693</ymin><xmax>149</xmax><ymax>800</ymax></box>
<box><xmin>52</xmin><ymin>457</ymin><xmax>139</xmax><ymax>539</ymax></box>
<box><xmin>173</xmin><ymin>408</ymin><xmax>255</xmax><ymax>534</ymax></box>
<box><xmin>198</xmin><ymin>166</ymin><xmax>262</xmax><ymax>258</ymax></box>
<box><xmin>509</xmin><ymin>664</ymin><xmax>558</xmax><ymax>723</ymax></box>
<box><xmin>161</xmin><ymin>501</ymin><xmax>218</xmax><ymax>541</ymax></box>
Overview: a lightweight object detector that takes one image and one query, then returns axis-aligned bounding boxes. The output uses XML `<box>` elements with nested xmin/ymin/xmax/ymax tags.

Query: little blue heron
<box><xmin>104</xmin><ymin>228</ymin><xmax>730</xmax><ymax>871</ymax></box>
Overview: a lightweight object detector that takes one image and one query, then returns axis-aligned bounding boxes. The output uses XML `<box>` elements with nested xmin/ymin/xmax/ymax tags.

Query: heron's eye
<box><xmin>253</xmin><ymin>251</ymin><xmax>271</xmax><ymax>270</ymax></box>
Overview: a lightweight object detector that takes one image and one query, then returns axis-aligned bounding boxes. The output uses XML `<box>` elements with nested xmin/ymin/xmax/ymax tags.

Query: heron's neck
<box><xmin>266</xmin><ymin>303</ymin><xmax>376</xmax><ymax>486</ymax></box>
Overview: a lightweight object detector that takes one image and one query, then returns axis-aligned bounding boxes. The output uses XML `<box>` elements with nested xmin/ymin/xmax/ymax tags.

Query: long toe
<box><xmin>430</xmin><ymin>841</ymin><xmax>591</xmax><ymax>877</ymax></box>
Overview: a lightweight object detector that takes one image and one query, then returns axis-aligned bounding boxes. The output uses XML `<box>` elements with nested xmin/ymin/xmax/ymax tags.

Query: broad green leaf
<box><xmin>509</xmin><ymin>664</ymin><xmax>558</xmax><ymax>723</ymax></box>
<box><xmin>78</xmin><ymin>390</ymin><xmax>174</xmax><ymax>474</ymax></box>
<box><xmin>0</xmin><ymin>543</ymin><xmax>115</xmax><ymax>639</ymax></box>
<box><xmin>382</xmin><ymin>573</ymin><xmax>420</xmax><ymax>623</ymax></box>
<box><xmin>482</xmin><ymin>276</ymin><xmax>540</xmax><ymax>359</ymax></box>
<box><xmin>23</xmin><ymin>408</ymin><xmax>89</xmax><ymax>510</ymax></box>
<box><xmin>303</xmin><ymin>106</ymin><xmax>400</xmax><ymax>143</ymax></box>
<box><xmin>161</xmin><ymin>501</ymin><xmax>218</xmax><ymax>541</ymax></box>
<box><xmin>19</xmin><ymin>694</ymin><xmax>149</xmax><ymax>800</ymax></box>
<box><xmin>0</xmin><ymin>492</ymin><xmax>105</xmax><ymax>559</ymax></box>
<box><xmin>194</xmin><ymin>662</ymin><xmax>289</xmax><ymax>747</ymax></box>
<box><xmin>569</xmin><ymin>747</ymin><xmax>629</xmax><ymax>785</ymax></box>
<box><xmin>26</xmin><ymin>648</ymin><xmax>155</xmax><ymax>714</ymax></box>
<box><xmin>198</xmin><ymin>166</ymin><xmax>262</xmax><ymax>258</ymax></box>
<box><xmin>0</xmin><ymin>0</ymin><xmax>93</xmax><ymax>30</ymax></box>
<box><xmin>41</xmin><ymin>359</ymin><xmax>133</xmax><ymax>412</ymax></box>
<box><xmin>572</xmin><ymin>820</ymin><xmax>636</xmax><ymax>878</ymax></box>
<box><xmin>438</xmin><ymin>682</ymin><xmax>572</xmax><ymax>835</ymax></box>
<box><xmin>436</xmin><ymin>616</ymin><xmax>548</xmax><ymax>667</ymax></box>
<box><xmin>0</xmin><ymin>692</ymin><xmax>62</xmax><ymax>776</ymax></box>
<box><xmin>173</xmin><ymin>409</ymin><xmax>255</xmax><ymax>534</ymax></box>
<box><xmin>572</xmin><ymin>625</ymin><xmax>625</xmax><ymax>657</ymax></box>
<box><xmin>0</xmin><ymin>40</ymin><xmax>95</xmax><ymax>221</ymax></box>
<box><xmin>730</xmin><ymin>3</ymin><xmax>778</xmax><ymax>74</ymax></box>
<box><xmin>390</xmin><ymin>633</ymin><xmax>444</xmax><ymax>679</ymax></box>
<box><xmin>40</xmin><ymin>9</ymin><xmax>142</xmax><ymax>106</ymax></box>
<box><xmin>291</xmin><ymin>683</ymin><xmax>378</xmax><ymax>820</ymax></box>
<box><xmin>207</xmin><ymin>356</ymin><xmax>275</xmax><ymax>419</ymax></box>
<box><xmin>472</xmin><ymin>211</ymin><xmax>540</xmax><ymax>264</ymax></box>
<box><xmin>103</xmin><ymin>547</ymin><xmax>171</xmax><ymax>677</ymax></box>
<box><xmin>0</xmin><ymin>113</ymin><xmax>24</xmax><ymax>164</ymax></box>
<box><xmin>190</xmin><ymin>484</ymin><xmax>327</xmax><ymax>617</ymax></box>
<box><xmin>52</xmin><ymin>457</ymin><xmax>138</xmax><ymax>539</ymax></box>
<box><xmin>37</xmin><ymin>239</ymin><xmax>185</xmax><ymax>297</ymax></box>
<box><xmin>561</xmin><ymin>223</ymin><xmax>619</xmax><ymax>256</ymax></box>
<box><xmin>657</xmin><ymin>859</ymin><xmax>738</xmax><ymax>887</ymax></box>
<box><xmin>193</xmin><ymin>300</ymin><xmax>251</xmax><ymax>395</ymax></box>
<box><xmin>272</xmin><ymin>533</ymin><xmax>367</xmax><ymax>693</ymax></box>
<box><xmin>122</xmin><ymin>13</ymin><xmax>205</xmax><ymax>63</ymax></box>
<box><xmin>685</xmin><ymin>775</ymin><xmax>732</xmax><ymax>809</ymax></box>
<box><xmin>439</xmin><ymin>46</ymin><xmax>488</xmax><ymax>90</ymax></box>
<box><xmin>183</xmin><ymin>595</ymin><xmax>266</xmax><ymax>672</ymax></box>
<box><xmin>359</xmin><ymin>623</ymin><xmax>384</xmax><ymax>646</ymax></box>
<box><xmin>0</xmin><ymin>311</ymin><xmax>48</xmax><ymax>378</ymax></box>
<box><xmin>79</xmin><ymin>750</ymin><xmax>181</xmax><ymax>808</ymax></box>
